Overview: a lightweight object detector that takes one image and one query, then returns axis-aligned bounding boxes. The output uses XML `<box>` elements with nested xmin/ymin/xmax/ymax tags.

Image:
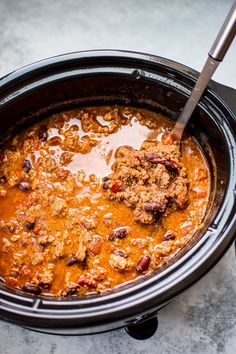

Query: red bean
<box><xmin>144</xmin><ymin>201</ymin><xmax>159</xmax><ymax>212</ymax></box>
<box><xmin>145</xmin><ymin>154</ymin><xmax>179</xmax><ymax>172</ymax></box>
<box><xmin>110</xmin><ymin>181</ymin><xmax>122</xmax><ymax>193</ymax></box>
<box><xmin>66</xmin><ymin>257</ymin><xmax>78</xmax><ymax>266</ymax></box>
<box><xmin>161</xmin><ymin>160</ymin><xmax>179</xmax><ymax>172</ymax></box>
<box><xmin>8</xmin><ymin>277</ymin><xmax>19</xmax><ymax>287</ymax></box>
<box><xmin>136</xmin><ymin>255</ymin><xmax>151</xmax><ymax>273</ymax></box>
<box><xmin>25</xmin><ymin>221</ymin><xmax>35</xmax><ymax>231</ymax></box>
<box><xmin>113</xmin><ymin>250</ymin><xmax>127</xmax><ymax>258</ymax></box>
<box><xmin>66</xmin><ymin>287</ymin><xmax>78</xmax><ymax>295</ymax></box>
<box><xmin>109</xmin><ymin>228</ymin><xmax>128</xmax><ymax>241</ymax></box>
<box><xmin>0</xmin><ymin>175</ymin><xmax>7</xmax><ymax>184</ymax></box>
<box><xmin>78</xmin><ymin>275</ymin><xmax>97</xmax><ymax>288</ymax></box>
<box><xmin>18</xmin><ymin>181</ymin><xmax>31</xmax><ymax>191</ymax></box>
<box><xmin>145</xmin><ymin>153</ymin><xmax>161</xmax><ymax>163</ymax></box>
<box><xmin>38</xmin><ymin>125</ymin><xmax>48</xmax><ymax>142</ymax></box>
<box><xmin>164</xmin><ymin>231</ymin><xmax>176</xmax><ymax>241</ymax></box>
<box><xmin>144</xmin><ymin>199</ymin><xmax>167</xmax><ymax>213</ymax></box>
<box><xmin>22</xmin><ymin>159</ymin><xmax>32</xmax><ymax>173</ymax></box>
<box><xmin>23</xmin><ymin>283</ymin><xmax>41</xmax><ymax>295</ymax></box>
<box><xmin>103</xmin><ymin>181</ymin><xmax>110</xmax><ymax>191</ymax></box>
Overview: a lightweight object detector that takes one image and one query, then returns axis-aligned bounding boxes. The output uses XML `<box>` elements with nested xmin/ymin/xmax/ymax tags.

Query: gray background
<box><xmin>0</xmin><ymin>0</ymin><xmax>236</xmax><ymax>353</ymax></box>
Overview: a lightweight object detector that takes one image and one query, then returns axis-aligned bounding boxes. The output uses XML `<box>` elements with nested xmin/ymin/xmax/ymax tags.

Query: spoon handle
<box><xmin>209</xmin><ymin>0</ymin><xmax>236</xmax><ymax>61</ymax></box>
<box><xmin>173</xmin><ymin>0</ymin><xmax>236</xmax><ymax>141</ymax></box>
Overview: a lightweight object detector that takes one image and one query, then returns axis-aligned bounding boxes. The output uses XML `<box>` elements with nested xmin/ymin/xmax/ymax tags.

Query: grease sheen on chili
<box><xmin>0</xmin><ymin>106</ymin><xmax>210</xmax><ymax>296</ymax></box>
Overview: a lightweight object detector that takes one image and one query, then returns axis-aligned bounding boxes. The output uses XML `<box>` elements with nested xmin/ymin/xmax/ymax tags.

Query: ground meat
<box><xmin>53</xmin><ymin>240</ymin><xmax>66</xmax><ymax>259</ymax></box>
<box><xmin>75</xmin><ymin>240</ymin><xmax>87</xmax><ymax>262</ymax></box>
<box><xmin>105</xmin><ymin>141</ymin><xmax>189</xmax><ymax>224</ymax></box>
<box><xmin>80</xmin><ymin>109</ymin><xmax>121</xmax><ymax>135</ymax></box>
<box><xmin>109</xmin><ymin>253</ymin><xmax>131</xmax><ymax>271</ymax></box>
<box><xmin>50</xmin><ymin>197</ymin><xmax>68</xmax><ymax>217</ymax></box>
<box><xmin>37</xmin><ymin>234</ymin><xmax>55</xmax><ymax>245</ymax></box>
<box><xmin>60</xmin><ymin>151</ymin><xmax>73</xmax><ymax>165</ymax></box>
<box><xmin>87</xmin><ymin>234</ymin><xmax>103</xmax><ymax>255</ymax></box>
<box><xmin>1</xmin><ymin>220</ymin><xmax>19</xmax><ymax>234</ymax></box>
<box><xmin>32</xmin><ymin>264</ymin><xmax>55</xmax><ymax>288</ymax></box>
<box><xmin>130</xmin><ymin>238</ymin><xmax>149</xmax><ymax>248</ymax></box>
<box><xmin>2</xmin><ymin>238</ymin><xmax>11</xmax><ymax>251</ymax></box>
<box><xmin>30</xmin><ymin>253</ymin><xmax>45</xmax><ymax>265</ymax></box>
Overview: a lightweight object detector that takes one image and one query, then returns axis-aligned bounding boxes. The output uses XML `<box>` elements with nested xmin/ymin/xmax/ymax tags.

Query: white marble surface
<box><xmin>0</xmin><ymin>0</ymin><xmax>236</xmax><ymax>353</ymax></box>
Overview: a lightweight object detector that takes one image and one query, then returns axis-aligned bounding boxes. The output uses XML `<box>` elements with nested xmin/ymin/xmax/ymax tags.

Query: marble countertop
<box><xmin>0</xmin><ymin>0</ymin><xmax>235</xmax><ymax>353</ymax></box>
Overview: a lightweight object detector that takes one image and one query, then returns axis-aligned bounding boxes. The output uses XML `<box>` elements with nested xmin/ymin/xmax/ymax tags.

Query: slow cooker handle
<box><xmin>211</xmin><ymin>81</ymin><xmax>236</xmax><ymax>117</ymax></box>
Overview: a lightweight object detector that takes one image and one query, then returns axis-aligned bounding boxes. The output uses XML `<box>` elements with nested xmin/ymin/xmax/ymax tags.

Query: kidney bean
<box><xmin>22</xmin><ymin>159</ymin><xmax>32</xmax><ymax>173</ymax></box>
<box><xmin>109</xmin><ymin>228</ymin><xmax>128</xmax><ymax>241</ymax></box>
<box><xmin>0</xmin><ymin>175</ymin><xmax>7</xmax><ymax>184</ymax></box>
<box><xmin>145</xmin><ymin>200</ymin><xmax>167</xmax><ymax>213</ymax></box>
<box><xmin>110</xmin><ymin>181</ymin><xmax>122</xmax><ymax>193</ymax></box>
<box><xmin>66</xmin><ymin>287</ymin><xmax>78</xmax><ymax>295</ymax></box>
<box><xmin>8</xmin><ymin>276</ymin><xmax>19</xmax><ymax>287</ymax></box>
<box><xmin>18</xmin><ymin>181</ymin><xmax>31</xmax><ymax>191</ymax></box>
<box><xmin>144</xmin><ymin>201</ymin><xmax>159</xmax><ymax>212</ymax></box>
<box><xmin>66</xmin><ymin>257</ymin><xmax>78</xmax><ymax>266</ymax></box>
<box><xmin>164</xmin><ymin>230</ymin><xmax>176</xmax><ymax>241</ymax></box>
<box><xmin>145</xmin><ymin>153</ymin><xmax>161</xmax><ymax>163</ymax></box>
<box><xmin>161</xmin><ymin>160</ymin><xmax>179</xmax><ymax>172</ymax></box>
<box><xmin>38</xmin><ymin>125</ymin><xmax>48</xmax><ymax>142</ymax></box>
<box><xmin>78</xmin><ymin>275</ymin><xmax>97</xmax><ymax>288</ymax></box>
<box><xmin>25</xmin><ymin>221</ymin><xmax>35</xmax><ymax>231</ymax></box>
<box><xmin>113</xmin><ymin>250</ymin><xmax>127</xmax><ymax>258</ymax></box>
<box><xmin>23</xmin><ymin>283</ymin><xmax>41</xmax><ymax>295</ymax></box>
<box><xmin>136</xmin><ymin>255</ymin><xmax>151</xmax><ymax>273</ymax></box>
<box><xmin>103</xmin><ymin>181</ymin><xmax>110</xmax><ymax>191</ymax></box>
<box><xmin>146</xmin><ymin>155</ymin><xmax>178</xmax><ymax>172</ymax></box>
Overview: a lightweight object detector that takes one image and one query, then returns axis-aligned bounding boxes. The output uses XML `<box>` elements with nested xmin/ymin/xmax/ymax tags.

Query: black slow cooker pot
<box><xmin>0</xmin><ymin>50</ymin><xmax>235</xmax><ymax>339</ymax></box>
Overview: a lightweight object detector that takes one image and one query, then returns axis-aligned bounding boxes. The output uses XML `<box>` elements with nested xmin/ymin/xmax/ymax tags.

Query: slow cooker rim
<box><xmin>0</xmin><ymin>50</ymin><xmax>235</xmax><ymax>324</ymax></box>
<box><xmin>0</xmin><ymin>49</ymin><xmax>201</xmax><ymax>86</ymax></box>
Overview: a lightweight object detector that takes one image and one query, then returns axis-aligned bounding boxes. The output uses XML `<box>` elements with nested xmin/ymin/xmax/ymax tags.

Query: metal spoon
<box><xmin>172</xmin><ymin>0</ymin><xmax>236</xmax><ymax>141</ymax></box>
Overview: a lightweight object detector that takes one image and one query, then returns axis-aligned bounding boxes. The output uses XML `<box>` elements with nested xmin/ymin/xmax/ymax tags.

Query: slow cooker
<box><xmin>0</xmin><ymin>50</ymin><xmax>235</xmax><ymax>339</ymax></box>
